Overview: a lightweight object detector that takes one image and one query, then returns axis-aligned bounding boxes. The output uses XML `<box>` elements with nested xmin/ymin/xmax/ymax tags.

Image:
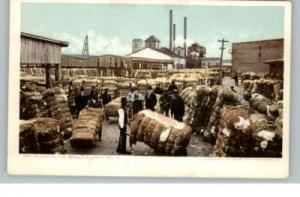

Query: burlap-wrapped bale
<box><xmin>20</xmin><ymin>90</ymin><xmax>44</xmax><ymax>120</ymax></box>
<box><xmin>33</xmin><ymin>118</ymin><xmax>64</xmax><ymax>154</ymax></box>
<box><xmin>42</xmin><ymin>87</ymin><xmax>73</xmax><ymax>138</ymax></box>
<box><xmin>180</xmin><ymin>87</ymin><xmax>197</xmax><ymax>109</ymax></box>
<box><xmin>212</xmin><ymin>105</ymin><xmax>252</xmax><ymax>157</ymax></box>
<box><xmin>186</xmin><ymin>86</ymin><xmax>211</xmax><ymax>134</ymax></box>
<box><xmin>73</xmin><ymin>78</ymin><xmax>101</xmax><ymax>96</ymax></box>
<box><xmin>104</xmin><ymin>97</ymin><xmax>121</xmax><ymax>118</ymax></box>
<box><xmin>249</xmin><ymin>93</ymin><xmax>279</xmax><ymax>119</ymax></box>
<box><xmin>204</xmin><ymin>88</ymin><xmax>241</xmax><ymax>143</ymax></box>
<box><xmin>19</xmin><ymin>118</ymin><xmax>65</xmax><ymax>154</ymax></box>
<box><xmin>249</xmin><ymin>113</ymin><xmax>282</xmax><ymax>157</ymax></box>
<box><xmin>130</xmin><ymin>110</ymin><xmax>192</xmax><ymax>156</ymax></box>
<box><xmin>244</xmin><ymin>79</ymin><xmax>283</xmax><ymax>100</ymax></box>
<box><xmin>19</xmin><ymin>120</ymin><xmax>38</xmax><ymax>153</ymax></box>
<box><xmin>70</xmin><ymin>108</ymin><xmax>104</xmax><ymax>148</ymax></box>
<box><xmin>103</xmin><ymin>79</ymin><xmax>118</xmax><ymax>98</ymax></box>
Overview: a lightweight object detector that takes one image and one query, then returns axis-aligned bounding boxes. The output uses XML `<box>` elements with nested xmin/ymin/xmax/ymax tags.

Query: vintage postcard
<box><xmin>8</xmin><ymin>0</ymin><xmax>291</xmax><ymax>178</ymax></box>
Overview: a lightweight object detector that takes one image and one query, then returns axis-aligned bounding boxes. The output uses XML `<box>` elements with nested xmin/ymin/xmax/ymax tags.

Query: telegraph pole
<box><xmin>218</xmin><ymin>38</ymin><xmax>228</xmax><ymax>85</ymax></box>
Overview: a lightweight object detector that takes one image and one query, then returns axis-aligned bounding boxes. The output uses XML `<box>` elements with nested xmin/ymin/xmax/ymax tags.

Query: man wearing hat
<box><xmin>170</xmin><ymin>88</ymin><xmax>185</xmax><ymax>122</ymax></box>
<box><xmin>75</xmin><ymin>87</ymin><xmax>89</xmax><ymax>117</ymax></box>
<box><xmin>145</xmin><ymin>86</ymin><xmax>157</xmax><ymax>111</ymax></box>
<box><xmin>116</xmin><ymin>97</ymin><xmax>130</xmax><ymax>154</ymax></box>
<box><xmin>100</xmin><ymin>88</ymin><xmax>112</xmax><ymax>106</ymax></box>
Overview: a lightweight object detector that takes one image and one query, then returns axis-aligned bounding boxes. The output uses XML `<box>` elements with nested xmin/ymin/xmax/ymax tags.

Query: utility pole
<box><xmin>218</xmin><ymin>38</ymin><xmax>228</xmax><ymax>85</ymax></box>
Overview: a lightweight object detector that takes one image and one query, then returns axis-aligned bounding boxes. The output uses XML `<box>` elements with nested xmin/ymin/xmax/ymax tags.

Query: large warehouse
<box><xmin>232</xmin><ymin>38</ymin><xmax>284</xmax><ymax>74</ymax></box>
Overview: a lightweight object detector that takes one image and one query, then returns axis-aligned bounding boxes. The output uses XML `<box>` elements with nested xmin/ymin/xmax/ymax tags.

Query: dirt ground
<box><xmin>65</xmin><ymin>77</ymin><xmax>240</xmax><ymax>157</ymax></box>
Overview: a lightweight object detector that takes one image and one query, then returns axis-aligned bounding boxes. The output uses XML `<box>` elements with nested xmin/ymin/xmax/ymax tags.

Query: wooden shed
<box><xmin>20</xmin><ymin>32</ymin><xmax>69</xmax><ymax>87</ymax></box>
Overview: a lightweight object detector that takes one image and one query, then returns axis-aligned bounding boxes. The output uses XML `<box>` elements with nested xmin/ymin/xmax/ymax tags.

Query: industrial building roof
<box><xmin>159</xmin><ymin>47</ymin><xmax>185</xmax><ymax>58</ymax></box>
<box><xmin>232</xmin><ymin>38</ymin><xmax>283</xmax><ymax>45</ymax></box>
<box><xmin>145</xmin><ymin>35</ymin><xmax>161</xmax><ymax>43</ymax></box>
<box><xmin>62</xmin><ymin>54</ymin><xmax>98</xmax><ymax>59</ymax></box>
<box><xmin>21</xmin><ymin>32</ymin><xmax>69</xmax><ymax>47</ymax></box>
<box><xmin>127</xmin><ymin>48</ymin><xmax>172</xmax><ymax>62</ymax></box>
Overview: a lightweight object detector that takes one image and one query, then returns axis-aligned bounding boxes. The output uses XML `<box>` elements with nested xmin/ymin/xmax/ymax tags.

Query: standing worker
<box><xmin>75</xmin><ymin>87</ymin><xmax>89</xmax><ymax>117</ymax></box>
<box><xmin>79</xmin><ymin>80</ymin><xmax>86</xmax><ymax>94</ymax></box>
<box><xmin>132</xmin><ymin>88</ymin><xmax>144</xmax><ymax>115</ymax></box>
<box><xmin>100</xmin><ymin>88</ymin><xmax>112</xmax><ymax>106</ymax></box>
<box><xmin>233</xmin><ymin>72</ymin><xmax>239</xmax><ymax>86</ymax></box>
<box><xmin>170</xmin><ymin>89</ymin><xmax>185</xmax><ymax>122</ymax></box>
<box><xmin>145</xmin><ymin>86</ymin><xmax>157</xmax><ymax>111</ymax></box>
<box><xmin>116</xmin><ymin>97</ymin><xmax>131</xmax><ymax>154</ymax></box>
<box><xmin>127</xmin><ymin>84</ymin><xmax>135</xmax><ymax>120</ymax></box>
<box><xmin>168</xmin><ymin>80</ymin><xmax>178</xmax><ymax>92</ymax></box>
<box><xmin>159</xmin><ymin>90</ymin><xmax>171</xmax><ymax>116</ymax></box>
<box><xmin>67</xmin><ymin>80</ymin><xmax>77</xmax><ymax>118</ymax></box>
<box><xmin>154</xmin><ymin>83</ymin><xmax>164</xmax><ymax>95</ymax></box>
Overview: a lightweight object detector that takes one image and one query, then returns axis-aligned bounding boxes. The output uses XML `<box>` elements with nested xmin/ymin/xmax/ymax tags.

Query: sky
<box><xmin>21</xmin><ymin>3</ymin><xmax>285</xmax><ymax>59</ymax></box>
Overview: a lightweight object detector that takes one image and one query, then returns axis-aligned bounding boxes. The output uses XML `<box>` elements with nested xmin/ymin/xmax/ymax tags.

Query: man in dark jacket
<box><xmin>75</xmin><ymin>87</ymin><xmax>89</xmax><ymax>117</ymax></box>
<box><xmin>159</xmin><ymin>90</ymin><xmax>171</xmax><ymax>116</ymax></box>
<box><xmin>154</xmin><ymin>83</ymin><xmax>164</xmax><ymax>95</ymax></box>
<box><xmin>168</xmin><ymin>80</ymin><xmax>178</xmax><ymax>92</ymax></box>
<box><xmin>170</xmin><ymin>89</ymin><xmax>185</xmax><ymax>122</ymax></box>
<box><xmin>87</xmin><ymin>90</ymin><xmax>103</xmax><ymax>108</ymax></box>
<box><xmin>100</xmin><ymin>88</ymin><xmax>112</xmax><ymax>106</ymax></box>
<box><xmin>132</xmin><ymin>88</ymin><xmax>144</xmax><ymax>115</ymax></box>
<box><xmin>145</xmin><ymin>86</ymin><xmax>157</xmax><ymax>111</ymax></box>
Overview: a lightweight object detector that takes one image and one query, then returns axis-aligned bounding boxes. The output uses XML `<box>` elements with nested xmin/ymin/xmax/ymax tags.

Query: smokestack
<box><xmin>184</xmin><ymin>17</ymin><xmax>187</xmax><ymax>57</ymax></box>
<box><xmin>173</xmin><ymin>24</ymin><xmax>176</xmax><ymax>51</ymax></box>
<box><xmin>169</xmin><ymin>10</ymin><xmax>173</xmax><ymax>50</ymax></box>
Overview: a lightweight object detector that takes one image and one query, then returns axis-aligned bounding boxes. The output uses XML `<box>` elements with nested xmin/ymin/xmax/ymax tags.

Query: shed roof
<box><xmin>264</xmin><ymin>59</ymin><xmax>284</xmax><ymax>65</ymax></box>
<box><xmin>145</xmin><ymin>35</ymin><xmax>161</xmax><ymax>43</ymax></box>
<box><xmin>127</xmin><ymin>48</ymin><xmax>172</xmax><ymax>63</ymax></box>
<box><xmin>21</xmin><ymin>32</ymin><xmax>69</xmax><ymax>47</ymax></box>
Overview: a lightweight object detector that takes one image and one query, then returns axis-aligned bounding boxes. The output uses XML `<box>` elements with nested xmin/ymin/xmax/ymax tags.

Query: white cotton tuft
<box><xmin>159</xmin><ymin>128</ymin><xmax>171</xmax><ymax>142</ymax></box>
<box><xmin>260</xmin><ymin>140</ymin><xmax>268</xmax><ymax>149</ymax></box>
<box><xmin>257</xmin><ymin>130</ymin><xmax>275</xmax><ymax>141</ymax></box>
<box><xmin>222</xmin><ymin>128</ymin><xmax>231</xmax><ymax>137</ymax></box>
<box><xmin>234</xmin><ymin>116</ymin><xmax>250</xmax><ymax>131</ymax></box>
<box><xmin>211</xmin><ymin>126</ymin><xmax>215</xmax><ymax>134</ymax></box>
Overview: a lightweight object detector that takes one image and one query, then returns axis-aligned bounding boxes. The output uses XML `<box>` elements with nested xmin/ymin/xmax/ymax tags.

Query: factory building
<box><xmin>174</xmin><ymin>47</ymin><xmax>185</xmax><ymax>57</ymax></box>
<box><xmin>186</xmin><ymin>43</ymin><xmax>206</xmax><ymax>68</ymax></box>
<box><xmin>127</xmin><ymin>48</ymin><xmax>173</xmax><ymax>70</ymax></box>
<box><xmin>232</xmin><ymin>38</ymin><xmax>284</xmax><ymax>74</ymax></box>
<box><xmin>202</xmin><ymin>57</ymin><xmax>232</xmax><ymax>68</ymax></box>
<box><xmin>159</xmin><ymin>47</ymin><xmax>186</xmax><ymax>69</ymax></box>
<box><xmin>20</xmin><ymin>32</ymin><xmax>69</xmax><ymax>87</ymax></box>
<box><xmin>144</xmin><ymin>35</ymin><xmax>161</xmax><ymax>50</ymax></box>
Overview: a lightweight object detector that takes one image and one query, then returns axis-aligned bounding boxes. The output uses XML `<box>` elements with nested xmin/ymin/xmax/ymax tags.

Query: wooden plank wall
<box><xmin>61</xmin><ymin>55</ymin><xmax>98</xmax><ymax>68</ymax></box>
<box><xmin>21</xmin><ymin>37</ymin><xmax>62</xmax><ymax>65</ymax></box>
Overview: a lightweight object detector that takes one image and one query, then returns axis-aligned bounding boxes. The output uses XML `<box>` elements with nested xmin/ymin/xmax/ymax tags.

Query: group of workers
<box><xmin>67</xmin><ymin>80</ymin><xmax>186</xmax><ymax>155</ymax></box>
<box><xmin>117</xmin><ymin>80</ymin><xmax>185</xmax><ymax>154</ymax></box>
<box><xmin>68</xmin><ymin>80</ymin><xmax>112</xmax><ymax>118</ymax></box>
<box><xmin>125</xmin><ymin>80</ymin><xmax>185</xmax><ymax>122</ymax></box>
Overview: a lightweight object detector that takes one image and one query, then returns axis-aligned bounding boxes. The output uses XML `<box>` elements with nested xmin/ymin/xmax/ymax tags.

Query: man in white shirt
<box><xmin>116</xmin><ymin>97</ymin><xmax>131</xmax><ymax>154</ymax></box>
